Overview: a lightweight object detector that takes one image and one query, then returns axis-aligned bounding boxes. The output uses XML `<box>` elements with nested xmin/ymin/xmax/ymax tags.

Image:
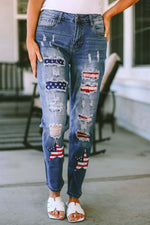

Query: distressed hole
<box><xmin>49</xmin><ymin>102</ymin><xmax>63</xmax><ymax>112</ymax></box>
<box><xmin>97</xmin><ymin>51</ymin><xmax>100</xmax><ymax>62</ymax></box>
<box><xmin>80</xmin><ymin>84</ymin><xmax>97</xmax><ymax>94</ymax></box>
<box><xmin>52</xmin><ymin>34</ymin><xmax>55</xmax><ymax>42</ymax></box>
<box><xmin>78</xmin><ymin>114</ymin><xmax>92</xmax><ymax>122</ymax></box>
<box><xmin>46</xmin><ymin>80</ymin><xmax>68</xmax><ymax>92</ymax></box>
<box><xmin>49</xmin><ymin>142</ymin><xmax>64</xmax><ymax>160</ymax></box>
<box><xmin>43</xmin><ymin>34</ymin><xmax>47</xmax><ymax>41</ymax></box>
<box><xmin>75</xmin><ymin>150</ymin><xmax>89</xmax><ymax>171</ymax></box>
<box><xmin>83</xmin><ymin>72</ymin><xmax>99</xmax><ymax>79</ymax></box>
<box><xmin>88</xmin><ymin>53</ymin><xmax>92</xmax><ymax>63</ymax></box>
<box><xmin>53</xmin><ymin>67</ymin><xmax>60</xmax><ymax>76</ymax></box>
<box><xmin>41</xmin><ymin>41</ymin><xmax>44</xmax><ymax>46</ymax></box>
<box><xmin>50</xmin><ymin>125</ymin><xmax>62</xmax><ymax>138</ymax></box>
<box><xmin>43</xmin><ymin>57</ymin><xmax>65</xmax><ymax>66</ymax></box>
<box><xmin>76</xmin><ymin>131</ymin><xmax>90</xmax><ymax>141</ymax></box>
<box><xmin>81</xmin><ymin>123</ymin><xmax>87</xmax><ymax>131</ymax></box>
<box><xmin>90</xmin><ymin>100</ymin><xmax>94</xmax><ymax>107</ymax></box>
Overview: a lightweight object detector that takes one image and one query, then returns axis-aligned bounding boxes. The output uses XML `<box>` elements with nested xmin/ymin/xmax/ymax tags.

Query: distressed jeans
<box><xmin>36</xmin><ymin>10</ymin><xmax>107</xmax><ymax>198</ymax></box>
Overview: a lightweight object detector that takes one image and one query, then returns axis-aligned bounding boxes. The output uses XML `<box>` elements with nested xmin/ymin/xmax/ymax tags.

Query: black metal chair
<box><xmin>0</xmin><ymin>62</ymin><xmax>32</xmax><ymax>115</ymax></box>
<box><xmin>92</xmin><ymin>53</ymin><xmax>121</xmax><ymax>154</ymax></box>
<box><xmin>24</xmin><ymin>53</ymin><xmax>121</xmax><ymax>154</ymax></box>
<box><xmin>23</xmin><ymin>82</ymin><xmax>42</xmax><ymax>149</ymax></box>
<box><xmin>0</xmin><ymin>62</ymin><xmax>24</xmax><ymax>99</ymax></box>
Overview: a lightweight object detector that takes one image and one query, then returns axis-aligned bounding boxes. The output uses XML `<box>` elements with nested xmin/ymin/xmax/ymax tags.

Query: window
<box><xmin>17</xmin><ymin>0</ymin><xmax>28</xmax><ymax>14</ymax></box>
<box><xmin>109</xmin><ymin>0</ymin><xmax>117</xmax><ymax>4</ymax></box>
<box><xmin>18</xmin><ymin>20</ymin><xmax>29</xmax><ymax>67</ymax></box>
<box><xmin>109</xmin><ymin>12</ymin><xmax>123</xmax><ymax>63</ymax></box>
<box><xmin>134</xmin><ymin>0</ymin><xmax>150</xmax><ymax>65</ymax></box>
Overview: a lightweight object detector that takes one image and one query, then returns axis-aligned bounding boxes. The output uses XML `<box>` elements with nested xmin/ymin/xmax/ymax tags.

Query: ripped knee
<box><xmin>49</xmin><ymin>124</ymin><xmax>62</xmax><ymax>138</ymax></box>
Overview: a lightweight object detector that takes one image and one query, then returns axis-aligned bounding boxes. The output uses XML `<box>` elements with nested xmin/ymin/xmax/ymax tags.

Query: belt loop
<box><xmin>57</xmin><ymin>12</ymin><xmax>63</xmax><ymax>24</ymax></box>
<box><xmin>89</xmin><ymin>15</ymin><xmax>93</xmax><ymax>27</ymax></box>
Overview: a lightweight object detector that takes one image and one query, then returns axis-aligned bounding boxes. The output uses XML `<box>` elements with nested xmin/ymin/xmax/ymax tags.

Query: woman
<box><xmin>26</xmin><ymin>0</ymin><xmax>139</xmax><ymax>222</ymax></box>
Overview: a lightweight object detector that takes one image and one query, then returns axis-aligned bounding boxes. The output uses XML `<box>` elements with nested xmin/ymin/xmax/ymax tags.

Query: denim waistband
<box><xmin>41</xmin><ymin>9</ymin><xmax>103</xmax><ymax>24</ymax></box>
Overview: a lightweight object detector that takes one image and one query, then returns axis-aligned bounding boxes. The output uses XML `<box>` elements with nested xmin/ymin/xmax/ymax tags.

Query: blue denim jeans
<box><xmin>36</xmin><ymin>9</ymin><xmax>107</xmax><ymax>198</ymax></box>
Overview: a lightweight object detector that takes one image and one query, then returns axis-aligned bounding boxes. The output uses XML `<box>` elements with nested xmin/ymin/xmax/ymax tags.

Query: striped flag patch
<box><xmin>76</xmin><ymin>131</ymin><xmax>90</xmax><ymax>141</ymax></box>
<box><xmin>83</xmin><ymin>72</ymin><xmax>99</xmax><ymax>79</ymax></box>
<box><xmin>78</xmin><ymin>114</ymin><xmax>92</xmax><ymax>122</ymax></box>
<box><xmin>81</xmin><ymin>84</ymin><xmax>97</xmax><ymax>94</ymax></box>
<box><xmin>49</xmin><ymin>142</ymin><xmax>64</xmax><ymax>160</ymax></box>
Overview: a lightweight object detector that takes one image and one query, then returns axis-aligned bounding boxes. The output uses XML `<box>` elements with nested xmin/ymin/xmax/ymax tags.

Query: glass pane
<box><xmin>134</xmin><ymin>0</ymin><xmax>150</xmax><ymax>65</ymax></box>
<box><xmin>18</xmin><ymin>20</ymin><xmax>30</xmax><ymax>68</ymax></box>
<box><xmin>110</xmin><ymin>12</ymin><xmax>123</xmax><ymax>63</ymax></box>
<box><xmin>17</xmin><ymin>0</ymin><xmax>28</xmax><ymax>14</ymax></box>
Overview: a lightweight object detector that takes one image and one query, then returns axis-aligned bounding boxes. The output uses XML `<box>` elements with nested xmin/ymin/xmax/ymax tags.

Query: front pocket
<box><xmin>38</xmin><ymin>16</ymin><xmax>58</xmax><ymax>28</ymax></box>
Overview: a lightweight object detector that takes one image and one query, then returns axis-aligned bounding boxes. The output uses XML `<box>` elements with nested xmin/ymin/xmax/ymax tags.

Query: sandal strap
<box><xmin>67</xmin><ymin>202</ymin><xmax>85</xmax><ymax>217</ymax></box>
<box><xmin>47</xmin><ymin>196</ymin><xmax>65</xmax><ymax>212</ymax></box>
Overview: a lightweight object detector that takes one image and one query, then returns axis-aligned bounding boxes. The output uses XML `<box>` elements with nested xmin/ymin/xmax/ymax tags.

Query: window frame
<box><xmin>133</xmin><ymin>1</ymin><xmax>150</xmax><ymax>66</ymax></box>
<box><xmin>14</xmin><ymin>0</ymin><xmax>29</xmax><ymax>67</ymax></box>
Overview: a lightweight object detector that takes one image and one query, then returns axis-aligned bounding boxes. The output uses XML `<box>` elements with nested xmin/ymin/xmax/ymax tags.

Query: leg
<box><xmin>67</xmin><ymin>23</ymin><xmax>107</xmax><ymax>221</ymax></box>
<box><xmin>36</xmin><ymin>39</ymin><xmax>69</xmax><ymax>220</ymax></box>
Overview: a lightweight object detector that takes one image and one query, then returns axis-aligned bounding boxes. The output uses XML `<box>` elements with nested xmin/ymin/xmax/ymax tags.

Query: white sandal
<box><xmin>66</xmin><ymin>202</ymin><xmax>85</xmax><ymax>223</ymax></box>
<box><xmin>47</xmin><ymin>196</ymin><xmax>65</xmax><ymax>220</ymax></box>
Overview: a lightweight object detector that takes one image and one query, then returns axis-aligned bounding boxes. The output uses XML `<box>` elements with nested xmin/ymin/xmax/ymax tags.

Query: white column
<box><xmin>13</xmin><ymin>0</ymin><xmax>19</xmax><ymax>62</ymax></box>
<box><xmin>123</xmin><ymin>6</ymin><xmax>133</xmax><ymax>69</ymax></box>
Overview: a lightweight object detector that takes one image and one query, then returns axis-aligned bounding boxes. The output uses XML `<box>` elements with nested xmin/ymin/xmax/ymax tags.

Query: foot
<box><xmin>67</xmin><ymin>197</ymin><xmax>85</xmax><ymax>222</ymax></box>
<box><xmin>48</xmin><ymin>191</ymin><xmax>65</xmax><ymax>220</ymax></box>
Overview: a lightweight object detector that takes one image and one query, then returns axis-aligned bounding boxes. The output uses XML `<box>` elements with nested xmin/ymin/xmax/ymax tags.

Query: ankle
<box><xmin>69</xmin><ymin>196</ymin><xmax>80</xmax><ymax>204</ymax></box>
<box><xmin>49</xmin><ymin>190</ymin><xmax>60</xmax><ymax>199</ymax></box>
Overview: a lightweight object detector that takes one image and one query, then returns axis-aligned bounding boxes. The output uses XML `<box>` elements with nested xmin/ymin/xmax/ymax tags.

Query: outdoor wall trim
<box><xmin>117</xmin><ymin>118</ymin><xmax>150</xmax><ymax>141</ymax></box>
<box><xmin>111</xmin><ymin>66</ymin><xmax>150</xmax><ymax>105</ymax></box>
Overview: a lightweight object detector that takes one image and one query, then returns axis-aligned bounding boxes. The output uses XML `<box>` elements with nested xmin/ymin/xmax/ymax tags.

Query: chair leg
<box><xmin>112</xmin><ymin>117</ymin><xmax>115</xmax><ymax>133</ymax></box>
<box><xmin>99</xmin><ymin>119</ymin><xmax>111</xmax><ymax>142</ymax></box>
<box><xmin>90</xmin><ymin>124</ymin><xmax>106</xmax><ymax>156</ymax></box>
<box><xmin>23</xmin><ymin>110</ymin><xmax>33</xmax><ymax>146</ymax></box>
<box><xmin>23</xmin><ymin>83</ymin><xmax>38</xmax><ymax>147</ymax></box>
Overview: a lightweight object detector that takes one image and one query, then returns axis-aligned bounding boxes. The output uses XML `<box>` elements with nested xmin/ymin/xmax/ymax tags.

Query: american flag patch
<box><xmin>78</xmin><ymin>114</ymin><xmax>92</xmax><ymax>122</ymax></box>
<box><xmin>46</xmin><ymin>81</ymin><xmax>67</xmax><ymax>91</ymax></box>
<box><xmin>83</xmin><ymin>72</ymin><xmax>99</xmax><ymax>79</ymax></box>
<box><xmin>81</xmin><ymin>84</ymin><xmax>97</xmax><ymax>94</ymax></box>
<box><xmin>49</xmin><ymin>142</ymin><xmax>64</xmax><ymax>160</ymax></box>
<box><xmin>75</xmin><ymin>150</ymin><xmax>89</xmax><ymax>171</ymax></box>
<box><xmin>44</xmin><ymin>58</ymin><xmax>65</xmax><ymax>66</ymax></box>
<box><xmin>76</xmin><ymin>131</ymin><xmax>90</xmax><ymax>141</ymax></box>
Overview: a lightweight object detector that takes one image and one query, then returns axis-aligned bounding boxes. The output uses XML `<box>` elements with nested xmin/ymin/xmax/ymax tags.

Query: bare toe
<box><xmin>59</xmin><ymin>211</ymin><xmax>65</xmax><ymax>220</ymax></box>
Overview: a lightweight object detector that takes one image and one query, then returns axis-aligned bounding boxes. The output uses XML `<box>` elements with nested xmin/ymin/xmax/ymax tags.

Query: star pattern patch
<box><xmin>44</xmin><ymin>58</ymin><xmax>65</xmax><ymax>66</ymax></box>
<box><xmin>75</xmin><ymin>150</ymin><xmax>89</xmax><ymax>171</ymax></box>
<box><xmin>46</xmin><ymin>81</ymin><xmax>67</xmax><ymax>91</ymax></box>
<box><xmin>49</xmin><ymin>142</ymin><xmax>64</xmax><ymax>160</ymax></box>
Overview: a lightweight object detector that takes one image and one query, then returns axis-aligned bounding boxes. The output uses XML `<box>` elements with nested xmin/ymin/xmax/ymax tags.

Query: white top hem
<box><xmin>41</xmin><ymin>0</ymin><xmax>103</xmax><ymax>15</ymax></box>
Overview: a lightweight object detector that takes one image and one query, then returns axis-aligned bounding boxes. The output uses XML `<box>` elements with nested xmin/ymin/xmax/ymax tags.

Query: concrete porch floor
<box><xmin>0</xmin><ymin>126</ymin><xmax>150</xmax><ymax>225</ymax></box>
